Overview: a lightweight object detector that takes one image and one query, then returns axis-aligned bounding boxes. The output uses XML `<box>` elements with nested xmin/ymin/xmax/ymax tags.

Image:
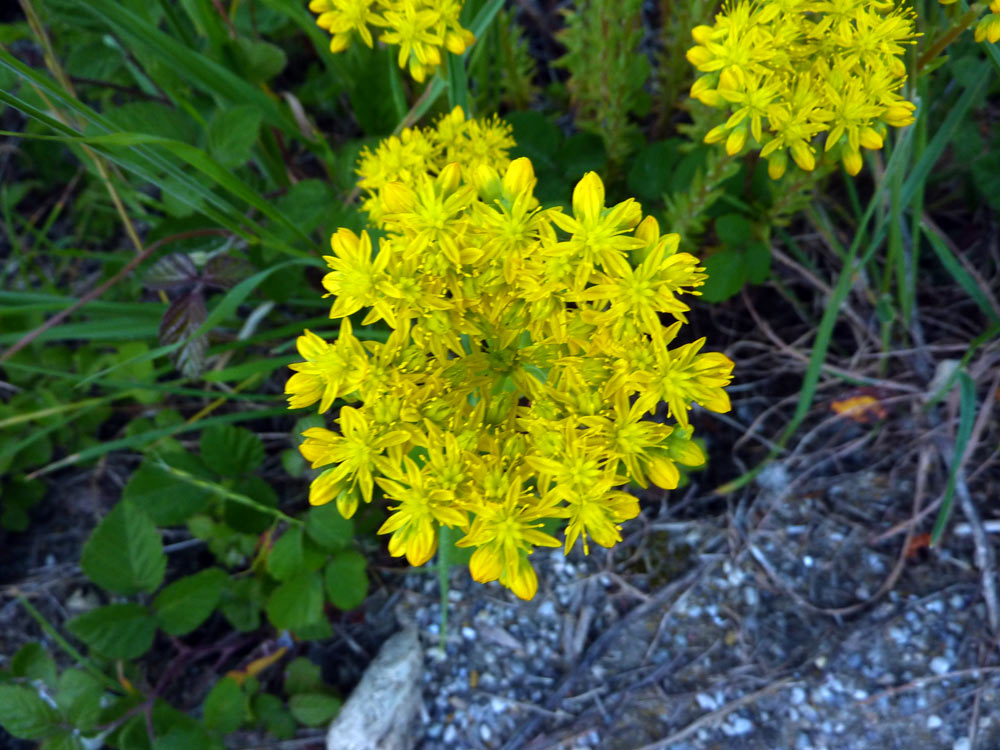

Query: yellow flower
<box><xmin>687</xmin><ymin>0</ymin><xmax>917</xmax><ymax>178</ymax></box>
<box><xmin>456</xmin><ymin>472</ymin><xmax>564</xmax><ymax>600</ymax></box>
<box><xmin>309</xmin><ymin>0</ymin><xmax>379</xmax><ymax>52</ymax></box>
<box><xmin>301</xmin><ymin>407</ymin><xmax>409</xmax><ymax>511</ymax></box>
<box><xmin>309</xmin><ymin>0</ymin><xmax>474</xmax><ymax>82</ymax></box>
<box><xmin>548</xmin><ymin>172</ymin><xmax>644</xmax><ymax>289</ymax></box>
<box><xmin>285</xmin><ymin>319</ymin><xmax>367</xmax><ymax>413</ymax></box>
<box><xmin>377</xmin><ymin>456</ymin><xmax>468</xmax><ymax>566</ymax></box>
<box><xmin>288</xmin><ymin>119</ymin><xmax>733</xmax><ymax>598</ymax></box>
<box><xmin>322</xmin><ymin>228</ymin><xmax>396</xmax><ymax>326</ymax></box>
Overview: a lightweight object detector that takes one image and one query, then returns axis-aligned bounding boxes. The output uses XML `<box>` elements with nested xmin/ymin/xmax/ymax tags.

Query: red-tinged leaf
<box><xmin>145</xmin><ymin>253</ymin><xmax>199</xmax><ymax>291</ymax></box>
<box><xmin>203</xmin><ymin>253</ymin><xmax>252</xmax><ymax>289</ymax></box>
<box><xmin>160</xmin><ymin>290</ymin><xmax>207</xmax><ymax>377</ymax></box>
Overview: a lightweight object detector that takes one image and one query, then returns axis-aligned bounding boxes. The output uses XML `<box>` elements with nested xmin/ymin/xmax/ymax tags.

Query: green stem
<box><xmin>917</xmin><ymin>4</ymin><xmax>985</xmax><ymax>72</ymax></box>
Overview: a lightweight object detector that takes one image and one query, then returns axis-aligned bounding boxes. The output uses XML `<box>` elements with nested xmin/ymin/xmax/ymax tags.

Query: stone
<box><xmin>327</xmin><ymin>628</ymin><xmax>423</xmax><ymax>750</ymax></box>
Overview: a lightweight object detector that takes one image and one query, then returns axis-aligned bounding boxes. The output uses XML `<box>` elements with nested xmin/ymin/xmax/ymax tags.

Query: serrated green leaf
<box><xmin>208</xmin><ymin>105</ymin><xmax>263</xmax><ymax>167</ymax></box>
<box><xmin>0</xmin><ymin>685</ymin><xmax>60</xmax><ymax>739</ymax></box>
<box><xmin>154</xmin><ymin>567</ymin><xmax>227</xmax><ymax>635</ymax></box>
<box><xmin>288</xmin><ymin>693</ymin><xmax>340</xmax><ymax>726</ymax></box>
<box><xmin>267</xmin><ymin>527</ymin><xmax>304</xmax><ymax>582</ymax></box>
<box><xmin>324</xmin><ymin>550</ymin><xmax>368</xmax><ymax>611</ymax></box>
<box><xmin>67</xmin><ymin>604</ymin><xmax>157</xmax><ymax>660</ymax></box>
<box><xmin>305</xmin><ymin>501</ymin><xmax>354</xmax><ymax>552</ymax></box>
<box><xmin>56</xmin><ymin>669</ymin><xmax>104</xmax><ymax>732</ymax></box>
<box><xmin>283</xmin><ymin>657</ymin><xmax>322</xmax><ymax>695</ymax></box>
<box><xmin>265</xmin><ymin>572</ymin><xmax>323</xmax><ymax>630</ymax></box>
<box><xmin>200</xmin><ymin>424</ymin><xmax>265</xmax><ymax>477</ymax></box>
<box><xmin>11</xmin><ymin>642</ymin><xmax>56</xmax><ymax>687</ymax></box>
<box><xmin>80</xmin><ymin>501</ymin><xmax>165</xmax><ymax>594</ymax></box>
<box><xmin>124</xmin><ymin>455</ymin><xmax>213</xmax><ymax>526</ymax></box>
<box><xmin>203</xmin><ymin>677</ymin><xmax>245</xmax><ymax>733</ymax></box>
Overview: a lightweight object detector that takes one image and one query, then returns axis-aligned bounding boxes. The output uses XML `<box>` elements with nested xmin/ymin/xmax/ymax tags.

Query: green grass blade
<box><xmin>921</xmin><ymin>222</ymin><xmax>1000</xmax><ymax>324</ymax></box>
<box><xmin>717</xmin><ymin>122</ymin><xmax>916</xmax><ymax>494</ymax></box>
<box><xmin>32</xmin><ymin>407</ymin><xmax>290</xmax><ymax>477</ymax></box>
<box><xmin>81</xmin><ymin>0</ymin><xmax>299</xmax><ymax>136</ymax></box>
<box><xmin>151</xmin><ymin>456</ymin><xmax>303</xmax><ymax>526</ymax></box>
<box><xmin>930</xmin><ymin>370</ymin><xmax>977</xmax><ymax>544</ymax></box>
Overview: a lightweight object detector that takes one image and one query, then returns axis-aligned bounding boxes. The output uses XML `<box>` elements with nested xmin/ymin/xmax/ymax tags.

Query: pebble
<box><xmin>721</xmin><ymin>716</ymin><xmax>754</xmax><ymax>736</ymax></box>
<box><xmin>461</xmin><ymin>626</ymin><xmax>477</xmax><ymax>641</ymax></box>
<box><xmin>953</xmin><ymin>739</ymin><xmax>971</xmax><ymax>750</ymax></box>
<box><xmin>696</xmin><ymin>693</ymin><xmax>719</xmax><ymax>711</ymax></box>
<box><xmin>927</xmin><ymin>715</ymin><xmax>943</xmax><ymax>729</ymax></box>
<box><xmin>791</xmin><ymin>687</ymin><xmax>807</xmax><ymax>705</ymax></box>
<box><xmin>929</xmin><ymin>657</ymin><xmax>951</xmax><ymax>675</ymax></box>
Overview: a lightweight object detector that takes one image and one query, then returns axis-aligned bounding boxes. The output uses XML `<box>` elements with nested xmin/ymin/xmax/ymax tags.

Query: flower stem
<box><xmin>917</xmin><ymin>4</ymin><xmax>985</xmax><ymax>72</ymax></box>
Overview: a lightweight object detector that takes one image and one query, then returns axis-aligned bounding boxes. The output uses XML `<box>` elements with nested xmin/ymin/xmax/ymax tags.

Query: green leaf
<box><xmin>123</xmin><ymin>454</ymin><xmax>213</xmax><ymax>526</ymax></box>
<box><xmin>715</xmin><ymin>213</ymin><xmax>752</xmax><ymax>246</ymax></box>
<box><xmin>10</xmin><ymin>642</ymin><xmax>56</xmax><ymax>687</ymax></box>
<box><xmin>266</xmin><ymin>572</ymin><xmax>323</xmax><ymax>630</ymax></box>
<box><xmin>267</xmin><ymin>527</ymin><xmax>304</xmax><ymax>582</ymax></box>
<box><xmin>274</xmin><ymin>179</ymin><xmax>335</xmax><ymax>235</ymax></box>
<box><xmin>557</xmin><ymin>132</ymin><xmax>606</xmax><ymax>180</ymax></box>
<box><xmin>200</xmin><ymin>424</ymin><xmax>265</xmax><ymax>477</ymax></box>
<box><xmin>56</xmin><ymin>669</ymin><xmax>104</xmax><ymax>732</ymax></box>
<box><xmin>202</xmin><ymin>677</ymin><xmax>245</xmax><ymax>734</ymax></box>
<box><xmin>324</xmin><ymin>550</ymin><xmax>368</xmax><ymax>611</ymax></box>
<box><xmin>699</xmin><ymin>248</ymin><xmax>747</xmax><ymax>303</ymax></box>
<box><xmin>744</xmin><ymin>240</ymin><xmax>771</xmax><ymax>284</ymax></box>
<box><xmin>305</xmin><ymin>501</ymin><xmax>354</xmax><ymax>552</ymax></box>
<box><xmin>253</xmin><ymin>693</ymin><xmax>295</xmax><ymax>740</ymax></box>
<box><xmin>288</xmin><ymin>693</ymin><xmax>341</xmax><ymax>726</ymax></box>
<box><xmin>67</xmin><ymin>604</ymin><xmax>158</xmax><ymax>660</ymax></box>
<box><xmin>154</xmin><ymin>567</ymin><xmax>227</xmax><ymax>635</ymax></box>
<box><xmin>41</xmin><ymin>731</ymin><xmax>83</xmax><ymax>750</ymax></box>
<box><xmin>627</xmin><ymin>139</ymin><xmax>680</xmax><ymax>201</ymax></box>
<box><xmin>283</xmin><ymin>657</ymin><xmax>322</xmax><ymax>695</ymax></box>
<box><xmin>153</xmin><ymin>725</ymin><xmax>213</xmax><ymax>750</ymax></box>
<box><xmin>219</xmin><ymin>577</ymin><xmax>262</xmax><ymax>632</ymax></box>
<box><xmin>0</xmin><ymin>685</ymin><xmax>60</xmax><ymax>739</ymax></box>
<box><xmin>208</xmin><ymin>105</ymin><xmax>263</xmax><ymax>167</ymax></box>
<box><xmin>81</xmin><ymin>501</ymin><xmax>166</xmax><ymax>594</ymax></box>
<box><xmin>225</xmin><ymin>475</ymin><xmax>278</xmax><ymax>534</ymax></box>
<box><xmin>234</xmin><ymin>38</ymin><xmax>287</xmax><ymax>83</ymax></box>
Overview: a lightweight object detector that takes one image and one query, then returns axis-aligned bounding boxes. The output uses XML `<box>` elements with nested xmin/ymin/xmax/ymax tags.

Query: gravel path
<box><xmin>395</xmin><ymin>467</ymin><xmax>997</xmax><ymax>750</ymax></box>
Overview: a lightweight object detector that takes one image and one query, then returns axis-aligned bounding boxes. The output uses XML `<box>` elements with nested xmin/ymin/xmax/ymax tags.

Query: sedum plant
<box><xmin>308</xmin><ymin>0</ymin><xmax>475</xmax><ymax>81</ymax></box>
<box><xmin>555</xmin><ymin>0</ymin><xmax>650</xmax><ymax>169</ymax></box>
<box><xmin>287</xmin><ymin>109</ymin><xmax>733</xmax><ymax>600</ymax></box>
<box><xmin>687</xmin><ymin>0</ymin><xmax>918</xmax><ymax>177</ymax></box>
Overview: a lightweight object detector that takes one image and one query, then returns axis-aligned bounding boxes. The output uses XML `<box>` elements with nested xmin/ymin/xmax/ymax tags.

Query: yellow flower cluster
<box><xmin>286</xmin><ymin>111</ymin><xmax>734</xmax><ymax>599</ymax></box>
<box><xmin>308</xmin><ymin>0</ymin><xmax>475</xmax><ymax>82</ymax></box>
<box><xmin>940</xmin><ymin>0</ymin><xmax>1000</xmax><ymax>43</ymax></box>
<box><xmin>354</xmin><ymin>106</ymin><xmax>515</xmax><ymax>220</ymax></box>
<box><xmin>687</xmin><ymin>0</ymin><xmax>918</xmax><ymax>178</ymax></box>
<box><xmin>977</xmin><ymin>1</ymin><xmax>1000</xmax><ymax>43</ymax></box>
